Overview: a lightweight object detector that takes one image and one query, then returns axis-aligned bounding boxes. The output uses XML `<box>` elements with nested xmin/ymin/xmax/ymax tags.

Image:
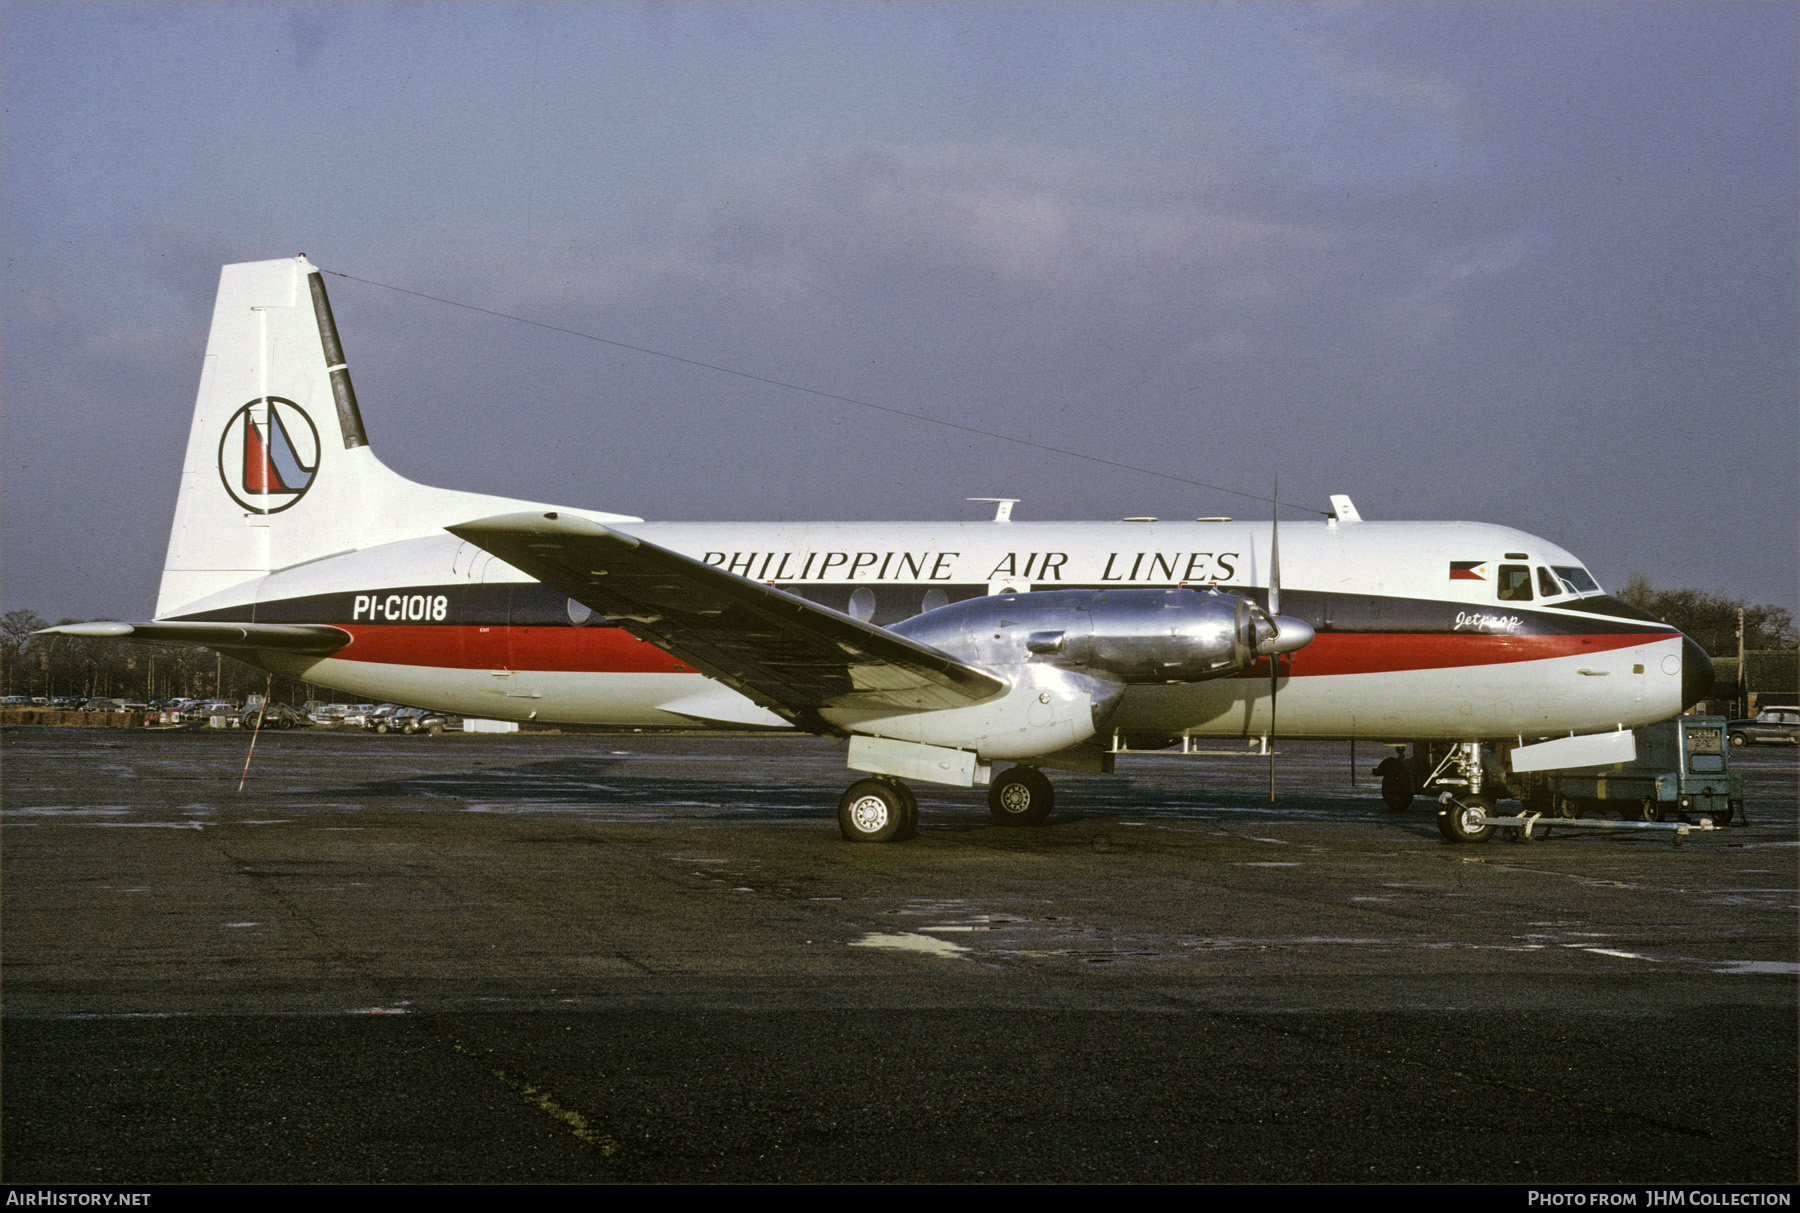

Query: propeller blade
<box><xmin>1269</xmin><ymin>474</ymin><xmax>1281</xmax><ymax>618</ymax></box>
<box><xmin>1268</xmin><ymin>655</ymin><xmax>1278</xmax><ymax>802</ymax></box>
<box><xmin>1269</xmin><ymin>475</ymin><xmax>1279</xmax><ymax>802</ymax></box>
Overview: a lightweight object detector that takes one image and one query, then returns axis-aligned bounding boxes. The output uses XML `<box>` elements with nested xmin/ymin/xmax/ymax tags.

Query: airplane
<box><xmin>45</xmin><ymin>255</ymin><xmax>1715</xmax><ymax>844</ymax></box>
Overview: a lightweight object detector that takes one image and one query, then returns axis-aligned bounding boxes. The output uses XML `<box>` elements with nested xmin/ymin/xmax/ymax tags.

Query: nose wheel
<box><xmin>837</xmin><ymin>777</ymin><xmax>918</xmax><ymax>843</ymax></box>
<box><xmin>1436</xmin><ymin>793</ymin><xmax>1497</xmax><ymax>843</ymax></box>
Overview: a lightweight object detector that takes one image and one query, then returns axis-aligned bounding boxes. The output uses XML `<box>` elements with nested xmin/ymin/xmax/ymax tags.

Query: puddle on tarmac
<box><xmin>849</xmin><ymin>931</ymin><xmax>971</xmax><ymax>958</ymax></box>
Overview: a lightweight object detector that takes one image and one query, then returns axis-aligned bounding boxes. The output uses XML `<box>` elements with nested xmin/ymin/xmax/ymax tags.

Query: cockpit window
<box><xmin>1536</xmin><ymin>566</ymin><xmax>1561</xmax><ymax>598</ymax></box>
<box><xmin>1551</xmin><ymin>565</ymin><xmax>1600</xmax><ymax>595</ymax></box>
<box><xmin>1497</xmin><ymin>564</ymin><xmax>1532</xmax><ymax>601</ymax></box>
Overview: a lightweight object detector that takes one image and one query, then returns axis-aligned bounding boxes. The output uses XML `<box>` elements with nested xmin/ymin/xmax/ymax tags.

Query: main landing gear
<box><xmin>834</xmin><ymin>765</ymin><xmax>1058</xmax><ymax>842</ymax></box>
<box><xmin>836</xmin><ymin>777</ymin><xmax>918</xmax><ymax>843</ymax></box>
<box><xmin>988</xmin><ymin>765</ymin><xmax>1054</xmax><ymax>826</ymax></box>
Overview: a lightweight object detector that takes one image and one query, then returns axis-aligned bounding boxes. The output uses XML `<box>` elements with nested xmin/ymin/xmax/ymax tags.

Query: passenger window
<box><xmin>1536</xmin><ymin>567</ymin><xmax>1561</xmax><ymax>598</ymax></box>
<box><xmin>1497</xmin><ymin>565</ymin><xmax>1532</xmax><ymax>601</ymax></box>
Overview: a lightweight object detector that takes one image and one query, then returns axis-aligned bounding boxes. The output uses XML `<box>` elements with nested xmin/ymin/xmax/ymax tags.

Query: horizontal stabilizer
<box><xmin>38</xmin><ymin>621</ymin><xmax>352</xmax><ymax>655</ymax></box>
<box><xmin>446</xmin><ymin>511</ymin><xmax>1007</xmax><ymax>726</ymax></box>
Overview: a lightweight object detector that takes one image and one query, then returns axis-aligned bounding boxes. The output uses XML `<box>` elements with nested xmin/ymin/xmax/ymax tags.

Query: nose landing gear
<box><xmin>1436</xmin><ymin>792</ymin><xmax>1498</xmax><ymax>843</ymax></box>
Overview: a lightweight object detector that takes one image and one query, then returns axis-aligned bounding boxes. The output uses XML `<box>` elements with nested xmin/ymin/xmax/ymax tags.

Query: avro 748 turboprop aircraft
<box><xmin>48</xmin><ymin>256</ymin><xmax>1713</xmax><ymax>843</ymax></box>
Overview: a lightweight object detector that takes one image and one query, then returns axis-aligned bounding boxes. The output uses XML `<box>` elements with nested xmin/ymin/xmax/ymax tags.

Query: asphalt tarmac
<box><xmin>3</xmin><ymin>726</ymin><xmax>1794</xmax><ymax>1184</ymax></box>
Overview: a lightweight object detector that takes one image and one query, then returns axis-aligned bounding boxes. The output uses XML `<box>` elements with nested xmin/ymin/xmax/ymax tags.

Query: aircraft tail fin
<box><xmin>157</xmin><ymin>256</ymin><xmax>637</xmax><ymax>618</ymax></box>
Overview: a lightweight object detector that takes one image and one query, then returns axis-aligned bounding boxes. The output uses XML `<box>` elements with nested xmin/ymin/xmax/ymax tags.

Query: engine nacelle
<box><xmin>891</xmin><ymin>587</ymin><xmax>1313</xmax><ymax>685</ymax></box>
<box><xmin>826</xmin><ymin>661</ymin><xmax>1126</xmax><ymax>761</ymax></box>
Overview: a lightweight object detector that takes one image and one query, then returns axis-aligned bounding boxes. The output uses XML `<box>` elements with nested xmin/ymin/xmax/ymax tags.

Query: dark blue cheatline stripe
<box><xmin>177</xmin><ymin>583</ymin><xmax>1675</xmax><ymax>639</ymax></box>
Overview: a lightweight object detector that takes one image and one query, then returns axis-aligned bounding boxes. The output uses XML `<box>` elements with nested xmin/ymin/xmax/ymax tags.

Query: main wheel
<box><xmin>1638</xmin><ymin>797</ymin><xmax>1665</xmax><ymax>823</ymax></box>
<box><xmin>878</xmin><ymin>777</ymin><xmax>919</xmax><ymax>839</ymax></box>
<box><xmin>1379</xmin><ymin>760</ymin><xmax>1415</xmax><ymax>812</ymax></box>
<box><xmin>838</xmin><ymin>779</ymin><xmax>907</xmax><ymax>843</ymax></box>
<box><xmin>1553</xmin><ymin>792</ymin><xmax>1579</xmax><ymax>820</ymax></box>
<box><xmin>1437</xmin><ymin>794</ymin><xmax>1496</xmax><ymax>843</ymax></box>
<box><xmin>988</xmin><ymin>766</ymin><xmax>1054</xmax><ymax>826</ymax></box>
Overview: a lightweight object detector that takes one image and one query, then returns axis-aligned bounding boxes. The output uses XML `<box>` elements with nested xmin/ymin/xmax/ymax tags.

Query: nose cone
<box><xmin>1681</xmin><ymin>634</ymin><xmax>1715</xmax><ymax>708</ymax></box>
<box><xmin>1264</xmin><ymin>616</ymin><xmax>1316</xmax><ymax>656</ymax></box>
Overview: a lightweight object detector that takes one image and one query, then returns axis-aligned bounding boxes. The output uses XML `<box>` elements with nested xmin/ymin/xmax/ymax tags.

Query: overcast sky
<box><xmin>5</xmin><ymin>2</ymin><xmax>1795</xmax><ymax>621</ymax></box>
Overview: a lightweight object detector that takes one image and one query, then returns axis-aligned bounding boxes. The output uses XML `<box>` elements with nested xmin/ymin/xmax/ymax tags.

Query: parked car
<box><xmin>182</xmin><ymin>700</ymin><xmax>239</xmax><ymax>724</ymax></box>
<box><xmin>82</xmin><ymin>697</ymin><xmax>128</xmax><ymax>713</ymax></box>
<box><xmin>364</xmin><ymin>705</ymin><xmax>408</xmax><ymax>732</ymax></box>
<box><xmin>1727</xmin><ymin>706</ymin><xmax>1800</xmax><ymax>746</ymax></box>
<box><xmin>382</xmin><ymin>707</ymin><xmax>460</xmax><ymax>735</ymax></box>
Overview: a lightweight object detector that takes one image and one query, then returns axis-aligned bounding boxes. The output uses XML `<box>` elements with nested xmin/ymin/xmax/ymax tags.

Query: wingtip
<box><xmin>36</xmin><ymin>621</ymin><xmax>135</xmax><ymax>639</ymax></box>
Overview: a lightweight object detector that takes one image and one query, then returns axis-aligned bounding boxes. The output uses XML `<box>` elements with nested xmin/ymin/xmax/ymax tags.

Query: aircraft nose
<box><xmin>1265</xmin><ymin>616</ymin><xmax>1316</xmax><ymax>656</ymax></box>
<box><xmin>1681</xmin><ymin>634</ymin><xmax>1715</xmax><ymax>708</ymax></box>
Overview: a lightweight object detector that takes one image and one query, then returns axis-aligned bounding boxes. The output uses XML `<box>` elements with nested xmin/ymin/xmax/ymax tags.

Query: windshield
<box><xmin>1550</xmin><ymin>565</ymin><xmax>1601</xmax><ymax>596</ymax></box>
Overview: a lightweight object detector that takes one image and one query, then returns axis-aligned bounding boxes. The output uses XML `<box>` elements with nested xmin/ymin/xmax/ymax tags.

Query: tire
<box><xmin>1553</xmin><ymin>793</ymin><xmax>1579</xmax><ymax>820</ymax></box>
<box><xmin>426</xmin><ymin>723</ymin><xmax>444</xmax><ymax>736</ymax></box>
<box><xmin>838</xmin><ymin>779</ymin><xmax>907</xmax><ymax>843</ymax></box>
<box><xmin>887</xmin><ymin>779</ymin><xmax>919</xmax><ymax>839</ymax></box>
<box><xmin>988</xmin><ymin>766</ymin><xmax>1054</xmax><ymax>826</ymax></box>
<box><xmin>1379</xmin><ymin>761</ymin><xmax>1414</xmax><ymax>812</ymax></box>
<box><xmin>376</xmin><ymin>723</ymin><xmax>390</xmax><ymax>734</ymax></box>
<box><xmin>1638</xmin><ymin>798</ymin><xmax>1665</xmax><ymax>823</ymax></box>
<box><xmin>1729</xmin><ymin>732</ymin><xmax>1745</xmax><ymax>747</ymax></box>
<box><xmin>1437</xmin><ymin>794</ymin><xmax>1496</xmax><ymax>843</ymax></box>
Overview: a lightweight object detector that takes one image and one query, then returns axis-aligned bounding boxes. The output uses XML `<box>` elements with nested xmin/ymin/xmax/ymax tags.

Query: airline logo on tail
<box><xmin>218</xmin><ymin>397</ymin><xmax>318</xmax><ymax>513</ymax></box>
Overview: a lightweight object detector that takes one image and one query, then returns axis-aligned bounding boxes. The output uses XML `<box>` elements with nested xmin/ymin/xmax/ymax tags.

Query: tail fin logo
<box><xmin>218</xmin><ymin>398</ymin><xmax>319</xmax><ymax>514</ymax></box>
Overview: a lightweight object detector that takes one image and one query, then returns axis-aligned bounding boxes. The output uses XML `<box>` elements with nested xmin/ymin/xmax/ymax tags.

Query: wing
<box><xmin>37</xmin><ymin>621</ymin><xmax>352</xmax><ymax>655</ymax></box>
<box><xmin>446</xmin><ymin>511</ymin><xmax>1006</xmax><ymax>729</ymax></box>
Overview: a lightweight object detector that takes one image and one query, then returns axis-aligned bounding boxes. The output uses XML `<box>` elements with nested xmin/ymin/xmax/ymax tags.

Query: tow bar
<box><xmin>1440</xmin><ymin>794</ymin><xmax>1722</xmax><ymax>846</ymax></box>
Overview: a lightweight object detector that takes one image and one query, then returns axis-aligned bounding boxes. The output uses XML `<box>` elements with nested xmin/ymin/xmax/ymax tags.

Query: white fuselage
<box><xmin>168</xmin><ymin>517</ymin><xmax>1693</xmax><ymax>743</ymax></box>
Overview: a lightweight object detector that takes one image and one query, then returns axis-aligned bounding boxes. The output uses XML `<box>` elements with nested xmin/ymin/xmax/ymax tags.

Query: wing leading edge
<box><xmin>446</xmin><ymin>512</ymin><xmax>1007</xmax><ymax>730</ymax></box>
<box><xmin>37</xmin><ymin>621</ymin><xmax>352</xmax><ymax>654</ymax></box>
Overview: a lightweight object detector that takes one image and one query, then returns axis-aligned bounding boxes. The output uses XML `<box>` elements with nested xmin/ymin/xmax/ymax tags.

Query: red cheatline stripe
<box><xmin>337</xmin><ymin>625</ymin><xmax>690</xmax><ymax>673</ymax></box>
<box><xmin>1230</xmin><ymin>631</ymin><xmax>1664</xmax><ymax>678</ymax></box>
<box><xmin>329</xmin><ymin>625</ymin><xmax>1671</xmax><ymax>677</ymax></box>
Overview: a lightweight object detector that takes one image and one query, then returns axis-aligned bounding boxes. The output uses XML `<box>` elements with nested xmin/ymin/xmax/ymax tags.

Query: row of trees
<box><xmin>1617</xmin><ymin>576</ymin><xmax>1796</xmax><ymax>657</ymax></box>
<box><xmin>0</xmin><ymin>609</ymin><xmax>320</xmax><ymax>704</ymax></box>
